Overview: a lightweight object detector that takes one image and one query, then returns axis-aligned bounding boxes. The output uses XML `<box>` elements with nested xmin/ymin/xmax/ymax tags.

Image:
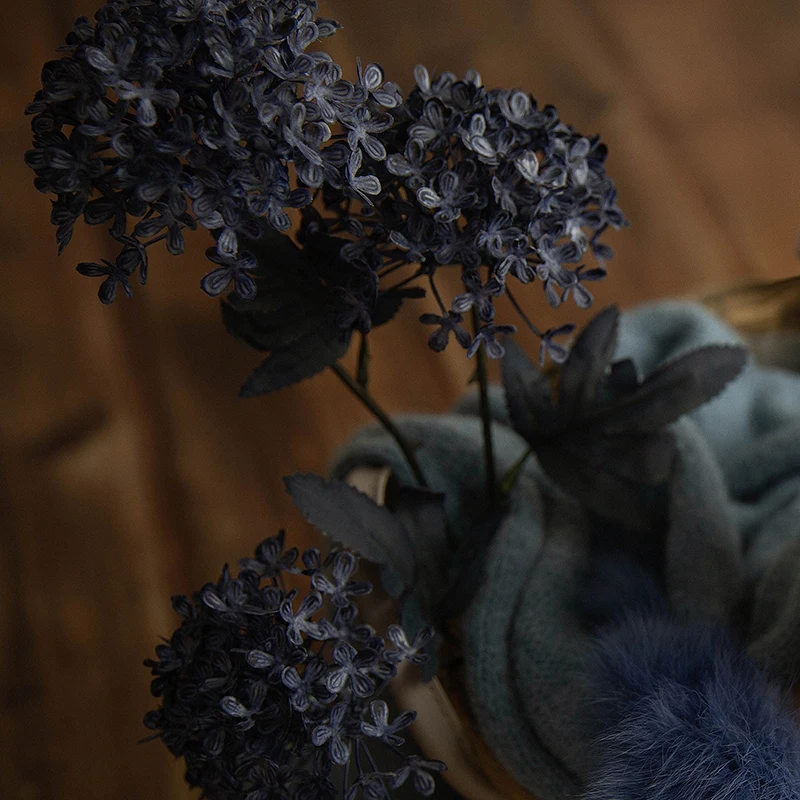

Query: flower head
<box><xmin>25</xmin><ymin>0</ymin><xmax>393</xmax><ymax>303</ymax></box>
<box><xmin>28</xmin><ymin>1</ymin><xmax>626</xmax><ymax>370</ymax></box>
<box><xmin>144</xmin><ymin>532</ymin><xmax>445</xmax><ymax>800</ymax></box>
<box><xmin>306</xmin><ymin>65</ymin><xmax>627</xmax><ymax>360</ymax></box>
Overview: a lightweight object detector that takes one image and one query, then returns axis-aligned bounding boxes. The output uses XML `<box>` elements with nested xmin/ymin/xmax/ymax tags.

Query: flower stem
<box><xmin>471</xmin><ymin>307</ymin><xmax>499</xmax><ymax>511</ymax></box>
<box><xmin>330</xmin><ymin>361</ymin><xmax>429</xmax><ymax>488</ymax></box>
<box><xmin>356</xmin><ymin>332</ymin><xmax>370</xmax><ymax>388</ymax></box>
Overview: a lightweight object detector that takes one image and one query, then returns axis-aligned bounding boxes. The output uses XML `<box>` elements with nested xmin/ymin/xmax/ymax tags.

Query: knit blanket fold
<box><xmin>330</xmin><ymin>301</ymin><xmax>800</xmax><ymax>799</ymax></box>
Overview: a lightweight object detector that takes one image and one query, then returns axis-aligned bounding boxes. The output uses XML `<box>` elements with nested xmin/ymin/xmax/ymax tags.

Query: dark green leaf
<box><xmin>241</xmin><ymin>229</ymin><xmax>309</xmax><ymax>277</ymax></box>
<box><xmin>391</xmin><ymin>487</ymin><xmax>451</xmax><ymax>625</ymax></box>
<box><xmin>597</xmin><ymin>345</ymin><xmax>747</xmax><ymax>435</ymax></box>
<box><xmin>556</xmin><ymin>430</ymin><xmax>676</xmax><ymax>484</ymax></box>
<box><xmin>372</xmin><ymin>287</ymin><xmax>426</xmax><ymax>328</ymax></box>
<box><xmin>240</xmin><ymin>330</ymin><xmax>351</xmax><ymax>397</ymax></box>
<box><xmin>284</xmin><ymin>473</ymin><xmax>415</xmax><ymax>589</ymax></box>
<box><xmin>501</xmin><ymin>338</ymin><xmax>556</xmax><ymax>440</ymax></box>
<box><xmin>221</xmin><ymin>300</ymin><xmax>271</xmax><ymax>352</ymax></box>
<box><xmin>558</xmin><ymin>305</ymin><xmax>619</xmax><ymax>418</ymax></box>
<box><xmin>605</xmin><ymin>358</ymin><xmax>639</xmax><ymax>396</ymax></box>
<box><xmin>500</xmin><ymin>308</ymin><xmax>747</xmax><ymax>528</ymax></box>
<box><xmin>537</xmin><ymin>447</ymin><xmax>662</xmax><ymax>530</ymax></box>
<box><xmin>296</xmin><ymin>230</ymin><xmax>353</xmax><ymax>284</ymax></box>
<box><xmin>221</xmin><ymin>229</ymin><xmax>373</xmax><ymax>396</ymax></box>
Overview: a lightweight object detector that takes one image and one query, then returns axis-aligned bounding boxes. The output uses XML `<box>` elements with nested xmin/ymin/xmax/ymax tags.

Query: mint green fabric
<box><xmin>330</xmin><ymin>301</ymin><xmax>800</xmax><ymax>799</ymax></box>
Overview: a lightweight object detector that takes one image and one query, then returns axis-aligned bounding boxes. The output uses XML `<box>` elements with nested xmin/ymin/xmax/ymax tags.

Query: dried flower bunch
<box><xmin>24</xmin><ymin>0</ymin><xmax>624</xmax><ymax>363</ymax></box>
<box><xmin>143</xmin><ymin>530</ymin><xmax>442</xmax><ymax>800</ymax></box>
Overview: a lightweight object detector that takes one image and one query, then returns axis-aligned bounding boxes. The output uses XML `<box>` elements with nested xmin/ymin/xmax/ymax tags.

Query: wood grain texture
<box><xmin>2</xmin><ymin>1</ymin><xmax>799</xmax><ymax>797</ymax></box>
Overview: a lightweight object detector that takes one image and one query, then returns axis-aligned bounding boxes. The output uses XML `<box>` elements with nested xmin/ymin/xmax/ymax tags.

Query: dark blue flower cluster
<box><xmin>26</xmin><ymin>0</ymin><xmax>625</xmax><ymax>359</ymax></box>
<box><xmin>143</xmin><ymin>531</ymin><xmax>443</xmax><ymax>800</ymax></box>
<box><xmin>309</xmin><ymin>65</ymin><xmax>627</xmax><ymax>359</ymax></box>
<box><xmin>24</xmin><ymin>0</ymin><xmax>398</xmax><ymax>303</ymax></box>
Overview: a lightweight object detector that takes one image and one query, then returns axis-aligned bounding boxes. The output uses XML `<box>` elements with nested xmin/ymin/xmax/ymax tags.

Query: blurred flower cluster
<box><xmin>144</xmin><ymin>531</ymin><xmax>442</xmax><ymax>800</ymax></box>
<box><xmin>25</xmin><ymin>0</ymin><xmax>625</xmax><ymax>359</ymax></box>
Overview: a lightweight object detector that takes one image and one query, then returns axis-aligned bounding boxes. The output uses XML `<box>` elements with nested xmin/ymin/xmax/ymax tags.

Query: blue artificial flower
<box><xmin>361</xmin><ymin>700</ymin><xmax>416</xmax><ymax>747</ymax></box>
<box><xmin>451</xmin><ymin>270</ymin><xmax>503</xmax><ymax>322</ymax></box>
<box><xmin>24</xmin><ymin>0</ymin><xmax>372</xmax><ymax>302</ymax></box>
<box><xmin>382</xmin><ymin>624</ymin><xmax>435</xmax><ymax>665</ymax></box>
<box><xmin>419</xmin><ymin>312</ymin><xmax>472</xmax><ymax>352</ymax></box>
<box><xmin>467</xmin><ymin>323</ymin><xmax>518</xmax><ymax>358</ymax></box>
<box><xmin>538</xmin><ymin>323</ymin><xmax>576</xmax><ymax>365</ymax></box>
<box><xmin>144</xmin><ymin>532</ymin><xmax>446</xmax><ymax>800</ymax></box>
<box><xmin>306</xmin><ymin>63</ymin><xmax>627</xmax><ymax>359</ymax></box>
<box><xmin>76</xmin><ymin>254</ymin><xmax>135</xmax><ymax>304</ymax></box>
<box><xmin>27</xmin><ymin>0</ymin><xmax>626</xmax><ymax>365</ymax></box>
<box><xmin>311</xmin><ymin>551</ymin><xmax>371</xmax><ymax>608</ymax></box>
<box><xmin>325</xmin><ymin>642</ymin><xmax>378</xmax><ymax>698</ymax></box>
<box><xmin>391</xmin><ymin>756</ymin><xmax>447</xmax><ymax>797</ymax></box>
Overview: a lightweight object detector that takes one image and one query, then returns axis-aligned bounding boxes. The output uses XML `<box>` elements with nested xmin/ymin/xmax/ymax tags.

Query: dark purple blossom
<box><xmin>76</xmin><ymin>254</ymin><xmax>135</xmax><ymax>304</ymax></box>
<box><xmin>357</xmin><ymin>60</ymin><xmax>403</xmax><ymax>109</ymax></box>
<box><xmin>382</xmin><ymin>624</ymin><xmax>435</xmax><ymax>666</ymax></box>
<box><xmin>144</xmin><ymin>531</ymin><xmax>444</xmax><ymax>800</ymax></box>
<box><xmin>467</xmin><ymin>323</ymin><xmax>518</xmax><ymax>359</ymax></box>
<box><xmin>391</xmin><ymin>756</ymin><xmax>447</xmax><ymax>797</ymax></box>
<box><xmin>280</xmin><ymin>591</ymin><xmax>326</xmax><ymax>645</ymax></box>
<box><xmin>311</xmin><ymin>703</ymin><xmax>352</xmax><ymax>766</ymax></box>
<box><xmin>200</xmin><ymin>249</ymin><xmax>258</xmax><ymax>301</ymax></box>
<box><xmin>417</xmin><ymin>170</ymin><xmax>478</xmax><ymax>223</ymax></box>
<box><xmin>495</xmin><ymin>235</ymin><xmax>536</xmax><ymax>284</ymax></box>
<box><xmin>281</xmin><ymin>658</ymin><xmax>329</xmax><ymax>712</ymax></box>
<box><xmin>323</xmin><ymin>603</ymin><xmax>376</xmax><ymax>646</ymax></box>
<box><xmin>361</xmin><ymin>700</ymin><xmax>416</xmax><ymax>747</ymax></box>
<box><xmin>419</xmin><ymin>312</ymin><xmax>471</xmax><ymax>352</ymax></box>
<box><xmin>451</xmin><ymin>271</ymin><xmax>503</xmax><ymax>322</ymax></box>
<box><xmin>474</xmin><ymin>211</ymin><xmax>522</xmax><ymax>259</ymax></box>
<box><xmin>538</xmin><ymin>323</ymin><xmax>576</xmax><ymax>365</ymax></box>
<box><xmin>305</xmin><ymin>63</ymin><xmax>626</xmax><ymax>360</ymax></box>
<box><xmin>28</xmin><ymin>0</ymin><xmax>626</xmax><ymax>369</ymax></box>
<box><xmin>24</xmin><ymin>0</ymin><xmax>385</xmax><ymax>303</ymax></box>
<box><xmin>219</xmin><ymin>681</ymin><xmax>267</xmax><ymax>731</ymax></box>
<box><xmin>240</xmin><ymin>529</ymin><xmax>299</xmax><ymax>579</ymax></box>
<box><xmin>325</xmin><ymin>642</ymin><xmax>379</xmax><ymax>698</ymax></box>
<box><xmin>311</xmin><ymin>551</ymin><xmax>371</xmax><ymax>607</ymax></box>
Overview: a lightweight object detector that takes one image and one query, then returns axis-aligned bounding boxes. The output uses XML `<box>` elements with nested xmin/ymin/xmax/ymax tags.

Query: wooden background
<box><xmin>2</xmin><ymin>1</ymin><xmax>800</xmax><ymax>797</ymax></box>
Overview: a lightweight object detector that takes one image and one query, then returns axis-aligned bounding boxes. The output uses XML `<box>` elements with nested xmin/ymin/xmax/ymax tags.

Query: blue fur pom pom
<box><xmin>582</xmin><ymin>554</ymin><xmax>800</xmax><ymax>800</ymax></box>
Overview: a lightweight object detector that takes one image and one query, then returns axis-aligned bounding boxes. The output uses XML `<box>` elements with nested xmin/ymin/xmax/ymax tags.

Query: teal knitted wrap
<box><xmin>330</xmin><ymin>302</ymin><xmax>800</xmax><ymax>800</ymax></box>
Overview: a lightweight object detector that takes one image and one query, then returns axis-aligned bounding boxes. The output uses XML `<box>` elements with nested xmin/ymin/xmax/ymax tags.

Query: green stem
<box><xmin>330</xmin><ymin>361</ymin><xmax>429</xmax><ymax>489</ymax></box>
<box><xmin>356</xmin><ymin>333</ymin><xmax>370</xmax><ymax>388</ymax></box>
<box><xmin>471</xmin><ymin>307</ymin><xmax>499</xmax><ymax>511</ymax></box>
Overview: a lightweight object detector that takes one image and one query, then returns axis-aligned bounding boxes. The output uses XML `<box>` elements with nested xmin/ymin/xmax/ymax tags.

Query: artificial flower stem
<box><xmin>471</xmin><ymin>307</ymin><xmax>499</xmax><ymax>511</ymax></box>
<box><xmin>329</xmin><ymin>361</ymin><xmax>429</xmax><ymax>488</ymax></box>
<box><xmin>356</xmin><ymin>332</ymin><xmax>370</xmax><ymax>388</ymax></box>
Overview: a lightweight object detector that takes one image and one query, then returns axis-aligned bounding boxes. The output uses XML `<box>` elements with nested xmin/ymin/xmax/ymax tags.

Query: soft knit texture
<box><xmin>331</xmin><ymin>301</ymin><xmax>800</xmax><ymax>799</ymax></box>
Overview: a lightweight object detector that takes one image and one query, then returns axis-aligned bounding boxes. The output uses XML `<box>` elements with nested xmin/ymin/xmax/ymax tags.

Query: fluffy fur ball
<box><xmin>581</xmin><ymin>554</ymin><xmax>800</xmax><ymax>800</ymax></box>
